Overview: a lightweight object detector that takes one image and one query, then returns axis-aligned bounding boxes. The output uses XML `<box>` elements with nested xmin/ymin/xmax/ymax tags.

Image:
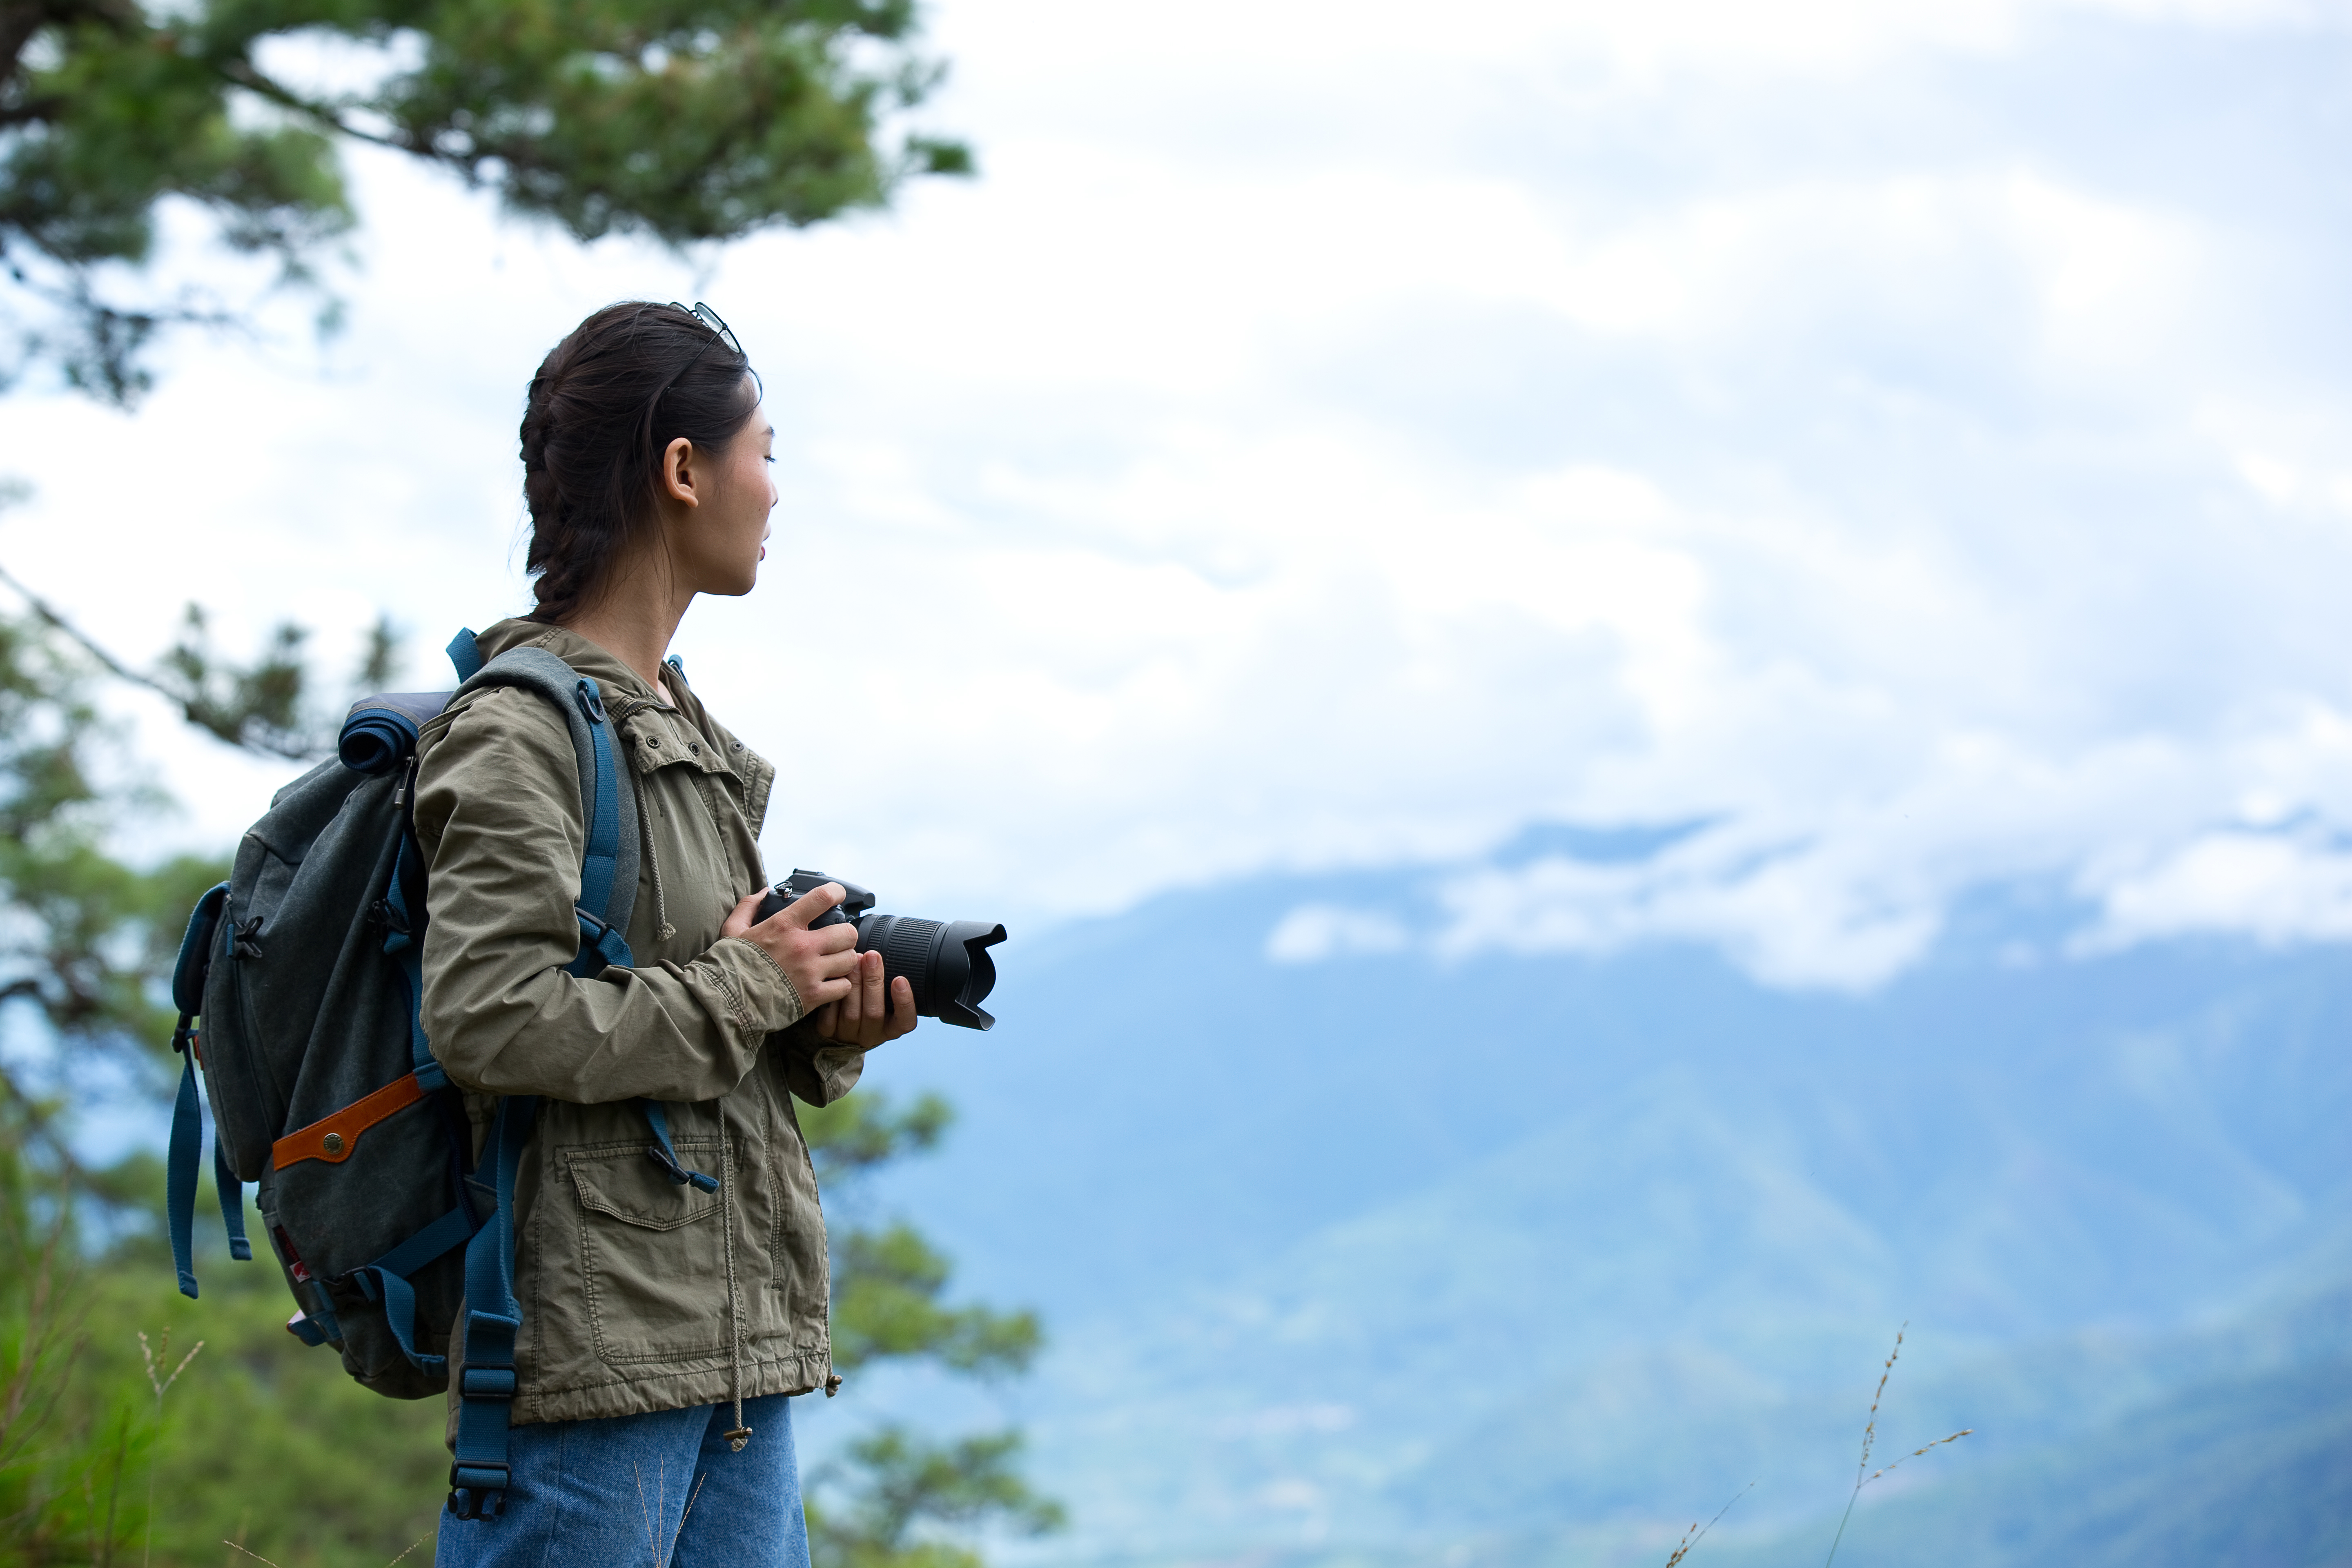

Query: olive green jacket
<box><xmin>412</xmin><ymin>618</ymin><xmax>861</xmax><ymax>1430</ymax></box>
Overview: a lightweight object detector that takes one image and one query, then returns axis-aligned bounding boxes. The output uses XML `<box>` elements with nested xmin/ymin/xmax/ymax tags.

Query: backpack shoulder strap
<box><xmin>453</xmin><ymin>646</ymin><xmax>640</xmax><ymax>969</ymax></box>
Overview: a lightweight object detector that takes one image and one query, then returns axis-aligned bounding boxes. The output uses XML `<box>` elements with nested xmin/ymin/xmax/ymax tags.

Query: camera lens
<box><xmin>856</xmin><ymin>915</ymin><xmax>1007</xmax><ymax>1031</ymax></box>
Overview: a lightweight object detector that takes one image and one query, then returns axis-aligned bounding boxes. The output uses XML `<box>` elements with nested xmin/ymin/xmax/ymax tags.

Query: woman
<box><xmin>413</xmin><ymin>301</ymin><xmax>915</xmax><ymax>1566</ymax></box>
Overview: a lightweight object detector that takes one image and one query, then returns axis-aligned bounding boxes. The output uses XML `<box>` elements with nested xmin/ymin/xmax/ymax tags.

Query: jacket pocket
<box><xmin>566</xmin><ymin>1140</ymin><xmax>730</xmax><ymax>1366</ymax></box>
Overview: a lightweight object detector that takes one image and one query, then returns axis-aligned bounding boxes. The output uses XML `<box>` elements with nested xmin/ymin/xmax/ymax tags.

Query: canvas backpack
<box><xmin>164</xmin><ymin>628</ymin><xmax>713</xmax><ymax>1521</ymax></box>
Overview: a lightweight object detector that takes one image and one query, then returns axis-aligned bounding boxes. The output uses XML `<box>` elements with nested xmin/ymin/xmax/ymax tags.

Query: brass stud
<box><xmin>322</xmin><ymin>1132</ymin><xmax>345</xmax><ymax>1156</ymax></box>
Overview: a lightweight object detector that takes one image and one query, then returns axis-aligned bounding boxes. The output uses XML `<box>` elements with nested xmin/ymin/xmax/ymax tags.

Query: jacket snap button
<box><xmin>688</xmin><ymin>742</ymin><xmax>701</xmax><ymax>755</ymax></box>
<box><xmin>646</xmin><ymin>736</ymin><xmax>661</xmax><ymax>748</ymax></box>
<box><xmin>323</xmin><ymin>1132</ymin><xmax>345</xmax><ymax>1156</ymax></box>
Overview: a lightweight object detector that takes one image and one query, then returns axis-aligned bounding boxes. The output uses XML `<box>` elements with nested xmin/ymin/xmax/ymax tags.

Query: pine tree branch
<box><xmin>0</xmin><ymin>559</ymin><xmax>321</xmax><ymax>759</ymax></box>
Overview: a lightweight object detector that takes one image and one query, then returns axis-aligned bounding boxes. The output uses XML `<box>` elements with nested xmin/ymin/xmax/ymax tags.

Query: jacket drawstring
<box><xmin>630</xmin><ymin>700</ymin><xmax>737</xmax><ymax>1439</ymax></box>
<box><xmin>718</xmin><ymin>1111</ymin><xmax>751</xmax><ymax>1451</ymax></box>
<box><xmin>630</xmin><ymin>770</ymin><xmax>677</xmax><ymax>942</ymax></box>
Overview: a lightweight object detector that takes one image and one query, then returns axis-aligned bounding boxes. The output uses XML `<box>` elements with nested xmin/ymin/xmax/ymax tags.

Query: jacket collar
<box><xmin>470</xmin><ymin>617</ymin><xmax>676</xmax><ymax>715</ymax></box>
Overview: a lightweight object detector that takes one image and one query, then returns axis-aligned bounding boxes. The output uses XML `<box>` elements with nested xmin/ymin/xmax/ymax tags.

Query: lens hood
<box><xmin>856</xmin><ymin>914</ymin><xmax>1007</xmax><ymax>1031</ymax></box>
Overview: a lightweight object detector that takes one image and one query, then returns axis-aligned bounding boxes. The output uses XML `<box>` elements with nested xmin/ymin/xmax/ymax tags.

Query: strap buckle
<box><xmin>446</xmin><ymin>1463</ymin><xmax>510</xmax><ymax>1520</ymax></box>
<box><xmin>460</xmin><ymin>1366</ymin><xmax>517</xmax><ymax>1399</ymax></box>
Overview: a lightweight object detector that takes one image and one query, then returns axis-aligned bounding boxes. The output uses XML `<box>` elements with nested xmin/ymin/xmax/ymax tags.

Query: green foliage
<box><xmin>803</xmin><ymin>1090</ymin><xmax>1042</xmax><ymax>1374</ymax></box>
<box><xmin>2</xmin><ymin>0</ymin><xmax>970</xmax><ymax>403</ymax></box>
<box><xmin>803</xmin><ymin>1088</ymin><xmax>952</xmax><ymax>1184</ymax></box>
<box><xmin>830</xmin><ymin>1223</ymin><xmax>1039</xmax><ymax>1376</ymax></box>
<box><xmin>2</xmin><ymin>1147</ymin><xmax>449</xmax><ymax>1566</ymax></box>
<box><xmin>800</xmin><ymin>1091</ymin><xmax>1058</xmax><ymax>1564</ymax></box>
<box><xmin>2</xmin><ymin>555</ymin><xmax>405</xmax><ymax>757</ymax></box>
<box><xmin>0</xmin><ymin>601</ymin><xmax>230</xmax><ymax>1159</ymax></box>
<box><xmin>808</xmin><ymin>1427</ymin><xmax>1064</xmax><ymax>1568</ymax></box>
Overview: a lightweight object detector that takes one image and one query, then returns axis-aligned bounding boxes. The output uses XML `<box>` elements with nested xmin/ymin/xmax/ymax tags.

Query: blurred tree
<box><xmin>1</xmin><ymin>0</ymin><xmax>971</xmax><ymax>404</ymax></box>
<box><xmin>801</xmin><ymin>1091</ymin><xmax>1064</xmax><ymax>1568</ymax></box>
<box><xmin>0</xmin><ymin>595</ymin><xmax>236</xmax><ymax>1164</ymax></box>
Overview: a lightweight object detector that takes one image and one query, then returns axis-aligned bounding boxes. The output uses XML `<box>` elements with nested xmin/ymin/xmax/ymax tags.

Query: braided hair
<box><xmin>519</xmin><ymin>302</ymin><xmax>761</xmax><ymax>624</ymax></box>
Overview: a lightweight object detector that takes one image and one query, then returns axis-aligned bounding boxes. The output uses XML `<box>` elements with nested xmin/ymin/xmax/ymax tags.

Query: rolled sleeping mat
<box><xmin>339</xmin><ymin>691</ymin><xmax>455</xmax><ymax>775</ymax></box>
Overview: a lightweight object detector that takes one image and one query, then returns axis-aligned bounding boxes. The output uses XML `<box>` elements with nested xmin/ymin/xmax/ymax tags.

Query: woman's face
<box><xmin>674</xmin><ymin>390</ymin><xmax>777</xmax><ymax>599</ymax></box>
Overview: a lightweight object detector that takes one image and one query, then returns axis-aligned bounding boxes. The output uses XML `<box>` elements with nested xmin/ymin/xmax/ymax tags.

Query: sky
<box><xmin>6</xmin><ymin>0</ymin><xmax>2352</xmax><ymax>991</ymax></box>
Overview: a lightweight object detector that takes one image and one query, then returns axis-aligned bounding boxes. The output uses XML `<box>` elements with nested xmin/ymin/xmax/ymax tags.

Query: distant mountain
<box><xmin>806</xmin><ymin>857</ymin><xmax>2352</xmax><ymax>1566</ymax></box>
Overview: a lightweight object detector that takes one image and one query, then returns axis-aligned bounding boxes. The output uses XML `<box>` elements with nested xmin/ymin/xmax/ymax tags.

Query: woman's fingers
<box><xmin>773</xmin><ymin>882</ymin><xmax>846</xmax><ymax>929</ymax></box>
<box><xmin>720</xmin><ymin>889</ymin><xmax>764</xmax><ymax>940</ymax></box>
<box><xmin>861</xmin><ymin>951</ymin><xmax>885</xmax><ymax>1026</ymax></box>
<box><xmin>813</xmin><ymin>964</ymin><xmax>916</xmax><ymax>1045</ymax></box>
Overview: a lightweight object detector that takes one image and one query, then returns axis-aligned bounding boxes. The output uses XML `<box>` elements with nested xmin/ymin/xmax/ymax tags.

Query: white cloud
<box><xmin>1266</xmin><ymin>907</ymin><xmax>1412</xmax><ymax>964</ymax></box>
<box><xmin>7</xmin><ymin>0</ymin><xmax>2352</xmax><ymax>983</ymax></box>
<box><xmin>2093</xmin><ymin>830</ymin><xmax>2352</xmax><ymax>946</ymax></box>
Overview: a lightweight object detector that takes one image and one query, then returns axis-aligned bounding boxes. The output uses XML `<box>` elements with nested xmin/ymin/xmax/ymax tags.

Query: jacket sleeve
<box><xmin>768</xmin><ymin>1017</ymin><xmax>869</xmax><ymax>1107</ymax></box>
<box><xmin>414</xmin><ymin>687</ymin><xmax>805</xmax><ymax>1103</ymax></box>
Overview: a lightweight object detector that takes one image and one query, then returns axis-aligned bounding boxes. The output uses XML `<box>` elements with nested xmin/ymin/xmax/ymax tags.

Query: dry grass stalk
<box><xmin>135</xmin><ymin>1330</ymin><xmax>203</xmax><ymax>1568</ymax></box>
<box><xmin>135</xmin><ymin>1330</ymin><xmax>203</xmax><ymax>1403</ymax></box>
<box><xmin>1823</xmin><ymin>1325</ymin><xmax>1973</xmax><ymax>1568</ymax></box>
<box><xmin>636</xmin><ymin>1457</ymin><xmax>710</xmax><ymax>1565</ymax></box>
<box><xmin>1664</xmin><ymin>1481</ymin><xmax>1753</xmax><ymax>1566</ymax></box>
<box><xmin>224</xmin><ymin>1531</ymin><xmax>428</xmax><ymax>1566</ymax></box>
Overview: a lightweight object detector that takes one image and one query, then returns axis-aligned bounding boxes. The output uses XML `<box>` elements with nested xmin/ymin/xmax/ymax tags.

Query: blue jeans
<box><xmin>433</xmin><ymin>1394</ymin><xmax>810</xmax><ymax>1568</ymax></box>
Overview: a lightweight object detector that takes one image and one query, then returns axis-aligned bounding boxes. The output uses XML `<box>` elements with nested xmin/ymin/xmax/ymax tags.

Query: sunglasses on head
<box><xmin>655</xmin><ymin>301</ymin><xmax>747</xmax><ymax>400</ymax></box>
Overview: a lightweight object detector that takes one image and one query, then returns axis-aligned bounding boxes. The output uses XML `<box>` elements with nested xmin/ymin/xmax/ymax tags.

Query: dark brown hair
<box><xmin>519</xmin><ymin>302</ymin><xmax>762</xmax><ymax>623</ymax></box>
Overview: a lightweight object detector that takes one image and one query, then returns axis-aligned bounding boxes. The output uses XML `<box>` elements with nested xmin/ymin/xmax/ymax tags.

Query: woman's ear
<box><xmin>662</xmin><ymin>435</ymin><xmax>699</xmax><ymax>508</ymax></box>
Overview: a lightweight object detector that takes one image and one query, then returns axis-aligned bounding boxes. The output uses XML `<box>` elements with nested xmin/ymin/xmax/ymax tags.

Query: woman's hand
<box><xmin>724</xmin><ymin>881</ymin><xmax>862</xmax><ymax>1015</ymax></box>
<box><xmin>722</xmin><ymin>882</ymin><xmax>918</xmax><ymax>1049</ymax></box>
<box><xmin>812</xmin><ymin>949</ymin><xmax>919</xmax><ymax>1049</ymax></box>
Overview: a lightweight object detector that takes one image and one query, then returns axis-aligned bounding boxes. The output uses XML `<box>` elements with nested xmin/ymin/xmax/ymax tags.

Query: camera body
<box><xmin>754</xmin><ymin>869</ymin><xmax>1006</xmax><ymax>1031</ymax></box>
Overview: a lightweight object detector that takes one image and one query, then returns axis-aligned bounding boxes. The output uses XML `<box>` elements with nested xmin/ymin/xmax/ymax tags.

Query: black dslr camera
<box><xmin>753</xmin><ymin>869</ymin><xmax>1006</xmax><ymax>1031</ymax></box>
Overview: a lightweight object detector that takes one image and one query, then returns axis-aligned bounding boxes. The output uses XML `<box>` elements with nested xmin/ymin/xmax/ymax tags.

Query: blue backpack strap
<box><xmin>167</xmin><ymin>1015</ymin><xmax>203</xmax><ymax>1298</ymax></box>
<box><xmin>351</xmin><ymin>1203</ymin><xmax>479</xmax><ymax>1375</ymax></box>
<box><xmin>168</xmin><ymin>1038</ymin><xmax>253</xmax><ymax>1292</ymax></box>
<box><xmin>640</xmin><ymin>1101</ymin><xmax>720</xmax><ymax>1194</ymax></box>
<box><xmin>214</xmin><ymin>1134</ymin><xmax>250</xmax><ymax>1261</ymax></box>
<box><xmin>167</xmin><ymin>882</ymin><xmax>238</xmax><ymax>1297</ymax></box>
<box><xmin>448</xmin><ymin>1094</ymin><xmax>538</xmax><ymax>1521</ymax></box>
<box><xmin>382</xmin><ymin>828</ymin><xmax>448</xmax><ymax>1092</ymax></box>
<box><xmin>567</xmin><ymin>676</ymin><xmax>629</xmax><ymax>953</ymax></box>
<box><xmin>446</xmin><ymin>628</ymin><xmax>484</xmax><ymax>682</ymax></box>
